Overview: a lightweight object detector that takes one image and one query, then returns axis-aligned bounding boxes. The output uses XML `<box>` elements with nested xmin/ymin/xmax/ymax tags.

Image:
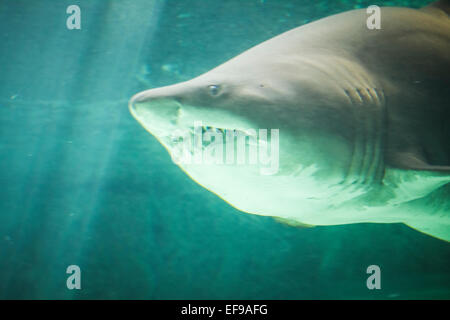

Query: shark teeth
<box><xmin>192</xmin><ymin>125</ymin><xmax>257</xmax><ymax>138</ymax></box>
<box><xmin>171</xmin><ymin>125</ymin><xmax>260</xmax><ymax>151</ymax></box>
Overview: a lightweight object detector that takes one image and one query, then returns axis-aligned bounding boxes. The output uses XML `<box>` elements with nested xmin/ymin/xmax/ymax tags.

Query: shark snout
<box><xmin>130</xmin><ymin>85</ymin><xmax>176</xmax><ymax>110</ymax></box>
<box><xmin>129</xmin><ymin>85</ymin><xmax>185</xmax><ymax>139</ymax></box>
<box><xmin>129</xmin><ymin>82</ymin><xmax>194</xmax><ymax>122</ymax></box>
<box><xmin>129</xmin><ymin>90</ymin><xmax>152</xmax><ymax>105</ymax></box>
<box><xmin>130</xmin><ymin>83</ymin><xmax>185</xmax><ymax>111</ymax></box>
<box><xmin>129</xmin><ymin>81</ymin><xmax>191</xmax><ymax>106</ymax></box>
<box><xmin>129</xmin><ymin>89</ymin><xmax>154</xmax><ymax>115</ymax></box>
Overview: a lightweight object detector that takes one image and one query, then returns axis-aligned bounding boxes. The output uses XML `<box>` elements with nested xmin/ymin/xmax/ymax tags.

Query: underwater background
<box><xmin>0</xmin><ymin>0</ymin><xmax>449</xmax><ymax>299</ymax></box>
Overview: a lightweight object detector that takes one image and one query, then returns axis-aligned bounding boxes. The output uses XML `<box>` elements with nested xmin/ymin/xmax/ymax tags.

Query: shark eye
<box><xmin>208</xmin><ymin>84</ymin><xmax>221</xmax><ymax>96</ymax></box>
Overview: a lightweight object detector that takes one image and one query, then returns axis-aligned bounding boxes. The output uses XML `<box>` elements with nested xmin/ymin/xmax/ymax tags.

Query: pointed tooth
<box><xmin>258</xmin><ymin>139</ymin><xmax>268</xmax><ymax>147</ymax></box>
<box><xmin>243</xmin><ymin>129</ymin><xmax>256</xmax><ymax>137</ymax></box>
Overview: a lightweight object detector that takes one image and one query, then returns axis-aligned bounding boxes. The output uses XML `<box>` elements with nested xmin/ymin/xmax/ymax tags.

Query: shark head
<box><xmin>129</xmin><ymin>52</ymin><xmax>362</xmax><ymax>220</ymax></box>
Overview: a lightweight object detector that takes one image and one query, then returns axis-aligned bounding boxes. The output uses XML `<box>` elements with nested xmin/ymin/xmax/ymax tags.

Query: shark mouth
<box><xmin>129</xmin><ymin>96</ymin><xmax>277</xmax><ymax>172</ymax></box>
<box><xmin>168</xmin><ymin>124</ymin><xmax>261</xmax><ymax>154</ymax></box>
<box><xmin>165</xmin><ymin>123</ymin><xmax>279</xmax><ymax>174</ymax></box>
<box><xmin>129</xmin><ymin>96</ymin><xmax>254</xmax><ymax>143</ymax></box>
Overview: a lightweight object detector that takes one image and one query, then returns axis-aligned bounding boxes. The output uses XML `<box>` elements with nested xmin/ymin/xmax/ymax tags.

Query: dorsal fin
<box><xmin>421</xmin><ymin>0</ymin><xmax>450</xmax><ymax>17</ymax></box>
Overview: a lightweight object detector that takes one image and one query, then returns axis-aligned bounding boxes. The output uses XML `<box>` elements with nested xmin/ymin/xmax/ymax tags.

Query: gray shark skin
<box><xmin>129</xmin><ymin>2</ymin><xmax>450</xmax><ymax>241</ymax></box>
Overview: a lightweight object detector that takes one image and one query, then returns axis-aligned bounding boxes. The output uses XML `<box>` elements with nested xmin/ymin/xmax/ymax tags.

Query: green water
<box><xmin>0</xmin><ymin>0</ymin><xmax>448</xmax><ymax>299</ymax></box>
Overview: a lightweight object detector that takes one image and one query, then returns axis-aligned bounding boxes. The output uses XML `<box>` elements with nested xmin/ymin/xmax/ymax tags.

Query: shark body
<box><xmin>130</xmin><ymin>3</ymin><xmax>450</xmax><ymax>241</ymax></box>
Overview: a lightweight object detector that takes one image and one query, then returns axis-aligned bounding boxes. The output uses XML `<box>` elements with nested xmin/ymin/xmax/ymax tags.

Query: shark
<box><xmin>129</xmin><ymin>2</ymin><xmax>450</xmax><ymax>241</ymax></box>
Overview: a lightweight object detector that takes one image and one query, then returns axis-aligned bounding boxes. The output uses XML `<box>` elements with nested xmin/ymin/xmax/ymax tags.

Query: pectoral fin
<box><xmin>405</xmin><ymin>220</ymin><xmax>450</xmax><ymax>242</ymax></box>
<box><xmin>383</xmin><ymin>167</ymin><xmax>450</xmax><ymax>205</ymax></box>
<box><xmin>273</xmin><ymin>217</ymin><xmax>315</xmax><ymax>228</ymax></box>
<box><xmin>387</xmin><ymin>151</ymin><xmax>450</xmax><ymax>172</ymax></box>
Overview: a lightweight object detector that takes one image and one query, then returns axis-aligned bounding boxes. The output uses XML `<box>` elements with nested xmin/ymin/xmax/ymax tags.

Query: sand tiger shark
<box><xmin>129</xmin><ymin>1</ymin><xmax>450</xmax><ymax>241</ymax></box>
